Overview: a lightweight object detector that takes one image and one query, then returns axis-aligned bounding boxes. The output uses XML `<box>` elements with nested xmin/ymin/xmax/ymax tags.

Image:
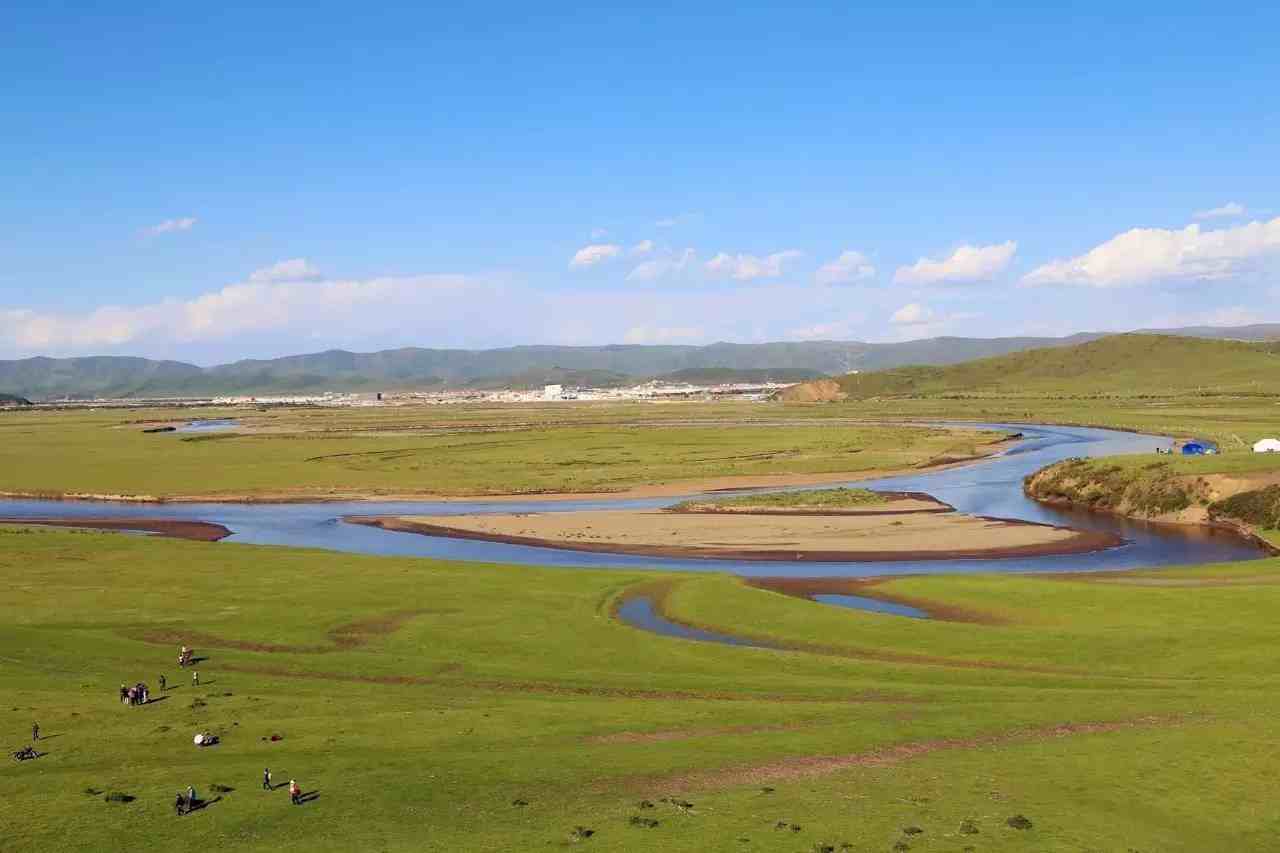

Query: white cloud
<box><xmin>0</xmin><ymin>271</ymin><xmax>482</xmax><ymax>354</ymax></box>
<box><xmin>705</xmin><ymin>250</ymin><xmax>803</xmax><ymax>282</ymax></box>
<box><xmin>248</xmin><ymin>258</ymin><xmax>323</xmax><ymax>283</ymax></box>
<box><xmin>568</xmin><ymin>243</ymin><xmax>622</xmax><ymax>269</ymax></box>
<box><xmin>882</xmin><ymin>304</ymin><xmax>982</xmax><ymax>341</ymax></box>
<box><xmin>890</xmin><ymin>303</ymin><xmax>933</xmax><ymax>325</ymax></box>
<box><xmin>627</xmin><ymin>248</ymin><xmax>696</xmax><ymax>282</ymax></box>
<box><xmin>629</xmin><ymin>239</ymin><xmax>655</xmax><ymax>257</ymax></box>
<box><xmin>893</xmin><ymin>241</ymin><xmax>1017</xmax><ymax>285</ymax></box>
<box><xmin>1022</xmin><ymin>216</ymin><xmax>1280</xmax><ymax>287</ymax></box>
<box><xmin>815</xmin><ymin>250</ymin><xmax>876</xmax><ymax>286</ymax></box>
<box><xmin>142</xmin><ymin>217</ymin><xmax>197</xmax><ymax>237</ymax></box>
<box><xmin>622</xmin><ymin>325</ymin><xmax>705</xmax><ymax>344</ymax></box>
<box><xmin>1194</xmin><ymin>202</ymin><xmax>1246</xmax><ymax>221</ymax></box>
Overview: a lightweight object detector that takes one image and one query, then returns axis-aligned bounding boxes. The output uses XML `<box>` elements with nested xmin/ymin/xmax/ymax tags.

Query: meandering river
<box><xmin>0</xmin><ymin>424</ymin><xmax>1265</xmax><ymax>578</ymax></box>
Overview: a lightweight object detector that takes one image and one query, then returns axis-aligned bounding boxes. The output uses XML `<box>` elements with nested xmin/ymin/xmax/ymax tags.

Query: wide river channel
<box><xmin>0</xmin><ymin>423</ymin><xmax>1266</xmax><ymax>577</ymax></box>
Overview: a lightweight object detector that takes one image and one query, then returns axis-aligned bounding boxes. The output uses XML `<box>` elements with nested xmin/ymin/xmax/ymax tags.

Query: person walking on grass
<box><xmin>31</xmin><ymin>721</ymin><xmax>39</xmax><ymax>742</ymax></box>
<box><xmin>159</xmin><ymin>674</ymin><xmax>166</xmax><ymax>692</ymax></box>
<box><xmin>289</xmin><ymin>780</ymin><xmax>301</xmax><ymax>806</ymax></box>
<box><xmin>263</xmin><ymin>767</ymin><xmax>272</xmax><ymax>790</ymax></box>
<box><xmin>192</xmin><ymin>671</ymin><xmax>199</xmax><ymax>687</ymax></box>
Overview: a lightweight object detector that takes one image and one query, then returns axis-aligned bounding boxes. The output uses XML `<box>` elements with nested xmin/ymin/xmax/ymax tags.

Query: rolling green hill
<box><xmin>2</xmin><ymin>324</ymin><xmax>1277</xmax><ymax>400</ymax></box>
<box><xmin>0</xmin><ymin>392</ymin><xmax>32</xmax><ymax>406</ymax></box>
<box><xmin>787</xmin><ymin>335</ymin><xmax>1280</xmax><ymax>400</ymax></box>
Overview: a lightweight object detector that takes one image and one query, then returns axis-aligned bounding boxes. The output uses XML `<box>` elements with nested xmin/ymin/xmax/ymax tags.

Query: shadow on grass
<box><xmin>187</xmin><ymin>795</ymin><xmax>223</xmax><ymax>813</ymax></box>
<box><xmin>297</xmin><ymin>791</ymin><xmax>321</xmax><ymax>805</ymax></box>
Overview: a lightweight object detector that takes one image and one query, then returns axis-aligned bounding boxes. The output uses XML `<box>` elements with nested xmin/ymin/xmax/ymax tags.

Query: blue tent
<box><xmin>1181</xmin><ymin>442</ymin><xmax>1210</xmax><ymax>456</ymax></box>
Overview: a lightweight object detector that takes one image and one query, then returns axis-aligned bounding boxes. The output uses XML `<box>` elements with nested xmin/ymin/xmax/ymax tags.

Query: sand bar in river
<box><xmin>351</xmin><ymin>504</ymin><xmax>1122</xmax><ymax>562</ymax></box>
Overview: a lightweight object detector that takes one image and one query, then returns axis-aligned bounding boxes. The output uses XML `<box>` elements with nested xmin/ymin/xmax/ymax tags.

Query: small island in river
<box><xmin>349</xmin><ymin>487</ymin><xmax>1122</xmax><ymax>562</ymax></box>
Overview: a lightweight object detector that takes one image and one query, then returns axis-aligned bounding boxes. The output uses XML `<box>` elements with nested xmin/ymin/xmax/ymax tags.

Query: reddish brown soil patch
<box><xmin>0</xmin><ymin>517</ymin><xmax>231</xmax><ymax>541</ymax></box>
<box><xmin>216</xmin><ymin>660</ymin><xmax>917</xmax><ymax>704</ymax></box>
<box><xmin>622</xmin><ymin>715</ymin><xmax>1184</xmax><ymax>792</ymax></box>
<box><xmin>128</xmin><ymin>609</ymin><xmax>452</xmax><ymax>654</ymax></box>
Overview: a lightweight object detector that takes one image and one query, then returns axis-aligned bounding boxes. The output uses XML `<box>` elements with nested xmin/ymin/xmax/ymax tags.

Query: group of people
<box><xmin>262</xmin><ymin>768</ymin><xmax>305</xmax><ymax>805</ymax></box>
<box><xmin>258</xmin><ymin>768</ymin><xmax>303</xmax><ymax>804</ymax></box>
<box><xmin>119</xmin><ymin>682</ymin><xmax>150</xmax><ymax>706</ymax></box>
<box><xmin>95</xmin><ymin>643</ymin><xmax>309</xmax><ymax>815</ymax></box>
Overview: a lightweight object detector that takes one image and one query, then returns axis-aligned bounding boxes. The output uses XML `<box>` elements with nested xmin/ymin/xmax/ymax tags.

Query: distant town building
<box><xmin>543</xmin><ymin>384</ymin><xmax>564</xmax><ymax>400</ymax></box>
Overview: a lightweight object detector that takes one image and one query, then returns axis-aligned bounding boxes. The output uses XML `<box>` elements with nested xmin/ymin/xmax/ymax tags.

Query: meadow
<box><xmin>0</xmin><ymin>405</ymin><xmax>998</xmax><ymax>500</ymax></box>
<box><xmin>4</xmin><ymin>525</ymin><xmax>1280</xmax><ymax>851</ymax></box>
<box><xmin>4</xmin><ymin>338</ymin><xmax>1280</xmax><ymax>851</ymax></box>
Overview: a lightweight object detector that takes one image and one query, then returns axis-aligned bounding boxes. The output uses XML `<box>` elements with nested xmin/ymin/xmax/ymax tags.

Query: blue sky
<box><xmin>2</xmin><ymin>2</ymin><xmax>1278</xmax><ymax>363</ymax></box>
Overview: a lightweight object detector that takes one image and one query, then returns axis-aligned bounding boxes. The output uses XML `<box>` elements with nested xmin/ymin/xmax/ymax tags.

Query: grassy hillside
<box><xmin>1025</xmin><ymin>454</ymin><xmax>1280</xmax><ymax>542</ymax></box>
<box><xmin>792</xmin><ymin>334</ymin><xmax>1280</xmax><ymax>400</ymax></box>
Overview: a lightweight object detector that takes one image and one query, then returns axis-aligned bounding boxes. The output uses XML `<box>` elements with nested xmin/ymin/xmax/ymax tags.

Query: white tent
<box><xmin>1254</xmin><ymin>438</ymin><xmax>1280</xmax><ymax>453</ymax></box>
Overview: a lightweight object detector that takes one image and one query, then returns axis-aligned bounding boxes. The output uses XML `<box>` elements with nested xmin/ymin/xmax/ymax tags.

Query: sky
<box><xmin>2</xmin><ymin>2</ymin><xmax>1278</xmax><ymax>364</ymax></box>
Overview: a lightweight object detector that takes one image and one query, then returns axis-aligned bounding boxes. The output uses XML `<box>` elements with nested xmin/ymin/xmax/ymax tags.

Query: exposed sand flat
<box><xmin>352</xmin><ymin>506</ymin><xmax>1121</xmax><ymax>561</ymax></box>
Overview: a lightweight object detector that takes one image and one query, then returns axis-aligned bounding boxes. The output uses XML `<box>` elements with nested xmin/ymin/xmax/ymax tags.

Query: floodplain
<box><xmin>2</xmin><ymin>378</ymin><xmax>1279</xmax><ymax>851</ymax></box>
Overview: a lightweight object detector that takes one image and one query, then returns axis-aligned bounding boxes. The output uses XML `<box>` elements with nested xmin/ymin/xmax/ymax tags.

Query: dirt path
<box><xmin>617</xmin><ymin>715</ymin><xmax>1185</xmax><ymax>792</ymax></box>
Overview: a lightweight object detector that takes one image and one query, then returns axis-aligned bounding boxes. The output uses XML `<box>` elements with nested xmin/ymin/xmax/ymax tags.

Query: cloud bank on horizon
<box><xmin>2</xmin><ymin>211</ymin><xmax>1278</xmax><ymax>363</ymax></box>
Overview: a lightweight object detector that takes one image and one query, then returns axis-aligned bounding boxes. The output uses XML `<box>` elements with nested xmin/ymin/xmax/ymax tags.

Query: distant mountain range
<box><xmin>1</xmin><ymin>323</ymin><xmax>1277</xmax><ymax>400</ymax></box>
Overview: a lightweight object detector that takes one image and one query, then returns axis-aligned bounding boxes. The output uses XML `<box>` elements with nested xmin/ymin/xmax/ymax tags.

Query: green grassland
<box><xmin>822</xmin><ymin>334</ymin><xmax>1280</xmax><ymax>400</ymax></box>
<box><xmin>0</xmin><ymin>405</ymin><xmax>998</xmax><ymax>499</ymax></box>
<box><xmin>671</xmin><ymin>487</ymin><xmax>887</xmax><ymax>511</ymax></box>
<box><xmin>3</xmin><ymin>526</ymin><xmax>1280</xmax><ymax>851</ymax></box>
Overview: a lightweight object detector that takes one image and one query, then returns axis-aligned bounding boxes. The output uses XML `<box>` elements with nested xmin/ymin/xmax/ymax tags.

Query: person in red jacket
<box><xmin>289</xmin><ymin>780</ymin><xmax>301</xmax><ymax>805</ymax></box>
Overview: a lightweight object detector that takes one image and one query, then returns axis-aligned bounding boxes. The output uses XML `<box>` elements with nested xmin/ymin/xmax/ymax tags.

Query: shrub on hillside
<box><xmin>1026</xmin><ymin>459</ymin><xmax>1192</xmax><ymax>516</ymax></box>
<box><xmin>1211</xmin><ymin>486</ymin><xmax>1280</xmax><ymax>529</ymax></box>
